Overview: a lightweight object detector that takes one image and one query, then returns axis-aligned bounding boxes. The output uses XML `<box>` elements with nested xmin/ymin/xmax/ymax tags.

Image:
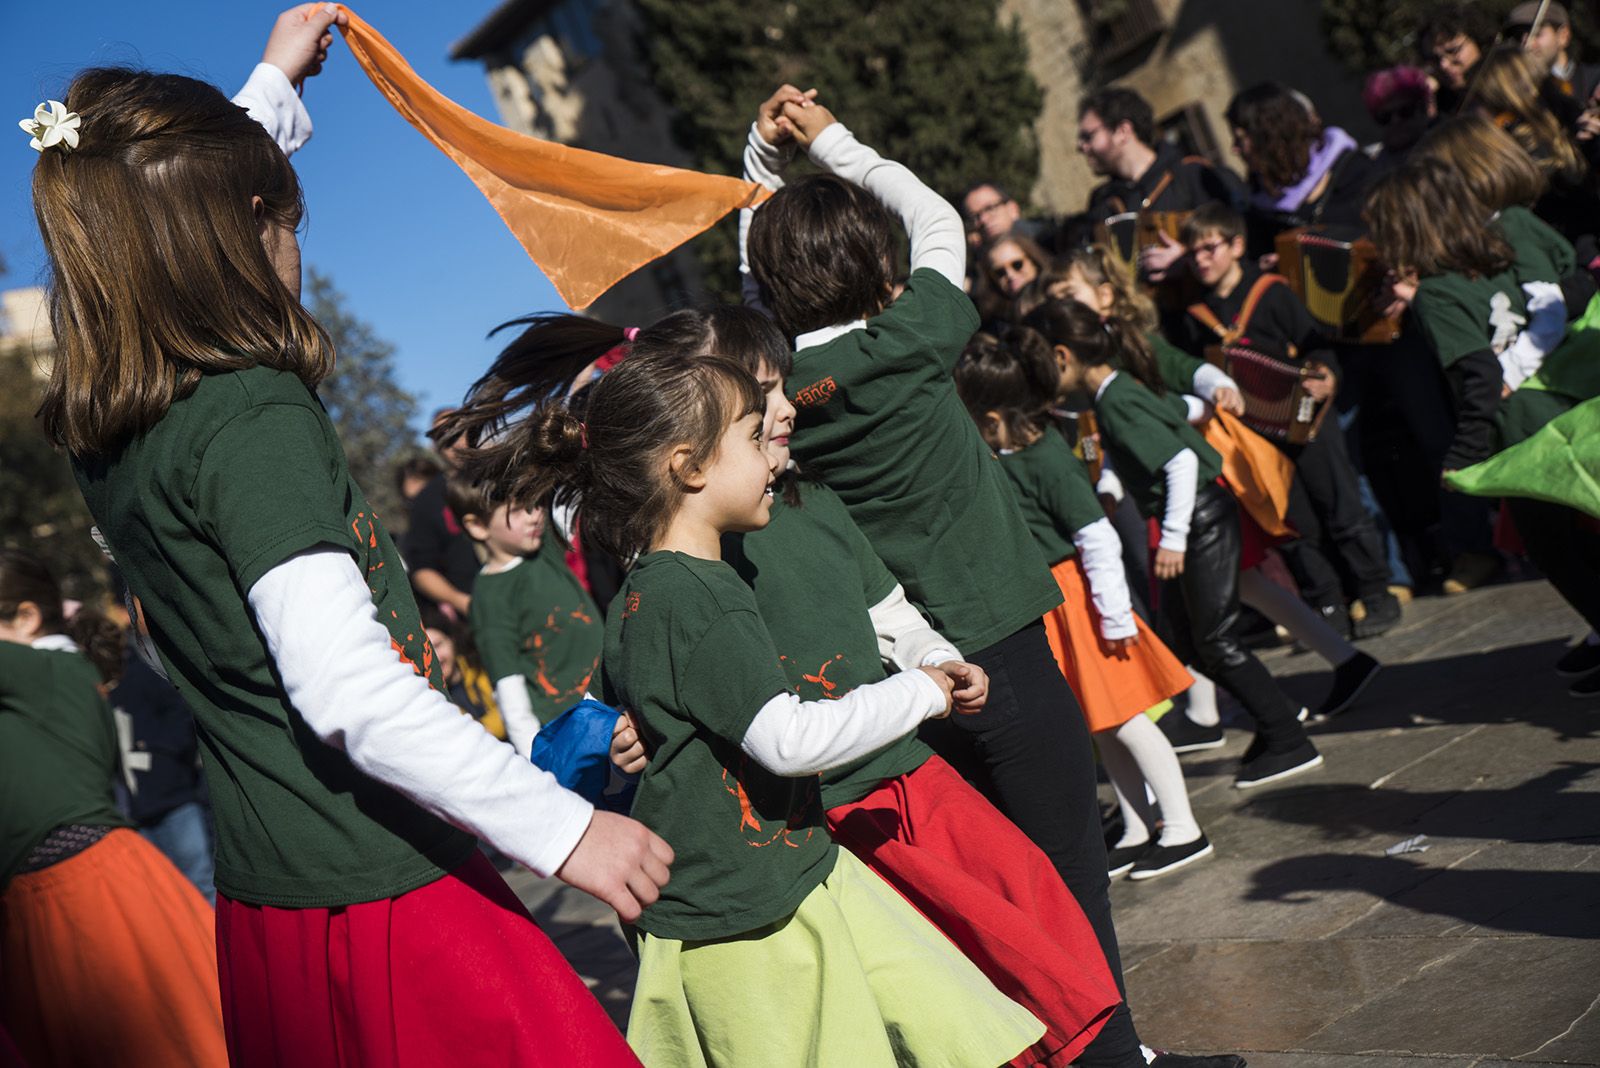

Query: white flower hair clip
<box><xmin>19</xmin><ymin>100</ymin><xmax>81</xmax><ymax>154</ymax></box>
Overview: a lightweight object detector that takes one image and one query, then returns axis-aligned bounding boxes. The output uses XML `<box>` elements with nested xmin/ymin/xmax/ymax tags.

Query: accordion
<box><xmin>1096</xmin><ymin>210</ymin><xmax>1191</xmax><ymax>280</ymax></box>
<box><xmin>1204</xmin><ymin>342</ymin><xmax>1331</xmax><ymax>445</ymax></box>
<box><xmin>1275</xmin><ymin>227</ymin><xmax>1401</xmax><ymax>344</ymax></box>
<box><xmin>1074</xmin><ymin>410</ymin><xmax>1104</xmax><ymax>484</ymax></box>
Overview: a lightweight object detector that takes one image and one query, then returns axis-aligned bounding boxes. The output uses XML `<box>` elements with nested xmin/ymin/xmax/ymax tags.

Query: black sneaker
<box><xmin>1571</xmin><ymin>667</ymin><xmax>1600</xmax><ymax>699</ymax></box>
<box><xmin>1353</xmin><ymin>591</ymin><xmax>1402</xmax><ymax>639</ymax></box>
<box><xmin>1158</xmin><ymin>712</ymin><xmax>1226</xmax><ymax>753</ymax></box>
<box><xmin>1107</xmin><ymin>841</ymin><xmax>1151</xmax><ymax>878</ymax></box>
<box><xmin>1556</xmin><ymin>640</ymin><xmax>1600</xmax><ymax>678</ymax></box>
<box><xmin>1316</xmin><ymin>652</ymin><xmax>1381</xmax><ymax>719</ymax></box>
<box><xmin>1317</xmin><ymin>602</ymin><xmax>1352</xmax><ymax>639</ymax></box>
<box><xmin>1234</xmin><ymin>739</ymin><xmax>1323</xmax><ymax>789</ymax></box>
<box><xmin>1149</xmin><ymin>1054</ymin><xmax>1247</xmax><ymax>1068</ymax></box>
<box><xmin>1128</xmin><ymin>834</ymin><xmax>1214</xmax><ymax>880</ymax></box>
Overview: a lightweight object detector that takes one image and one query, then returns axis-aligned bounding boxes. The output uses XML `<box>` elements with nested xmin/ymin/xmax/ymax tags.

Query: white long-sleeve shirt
<box><xmin>232</xmin><ymin>63</ymin><xmax>313</xmax><ymax>157</ymax></box>
<box><xmin>249</xmin><ymin>550</ymin><xmax>594</xmax><ymax>878</ymax></box>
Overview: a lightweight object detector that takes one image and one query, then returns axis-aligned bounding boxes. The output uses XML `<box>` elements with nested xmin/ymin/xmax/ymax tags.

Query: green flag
<box><xmin>1445</xmin><ymin>395</ymin><xmax>1600</xmax><ymax>518</ymax></box>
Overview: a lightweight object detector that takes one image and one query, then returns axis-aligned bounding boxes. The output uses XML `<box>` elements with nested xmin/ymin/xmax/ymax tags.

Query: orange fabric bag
<box><xmin>1202</xmin><ymin>409</ymin><xmax>1297</xmax><ymax>539</ymax></box>
<box><xmin>337</xmin><ymin>8</ymin><xmax>769</xmax><ymax>309</ymax></box>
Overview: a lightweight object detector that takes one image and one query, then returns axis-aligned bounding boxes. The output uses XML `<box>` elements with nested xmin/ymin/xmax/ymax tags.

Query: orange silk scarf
<box><xmin>337</xmin><ymin>7</ymin><xmax>769</xmax><ymax>309</ymax></box>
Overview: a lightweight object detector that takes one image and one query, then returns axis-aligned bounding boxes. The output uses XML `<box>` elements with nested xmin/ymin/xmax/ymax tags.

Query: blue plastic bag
<box><xmin>528</xmin><ymin>699</ymin><xmax>637</xmax><ymax>813</ymax></box>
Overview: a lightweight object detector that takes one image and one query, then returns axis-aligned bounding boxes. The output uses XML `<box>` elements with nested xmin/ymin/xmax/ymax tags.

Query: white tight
<box><xmin>1238</xmin><ymin>566</ymin><xmax>1357</xmax><ymax>667</ymax></box>
<box><xmin>1098</xmin><ymin>713</ymin><xmax>1201</xmax><ymax>847</ymax></box>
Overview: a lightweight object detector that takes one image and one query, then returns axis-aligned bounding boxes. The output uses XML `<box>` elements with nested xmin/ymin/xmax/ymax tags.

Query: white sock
<box><xmin>1185</xmin><ymin>667</ymin><xmax>1220</xmax><ymax>726</ymax></box>
<box><xmin>1113</xmin><ymin>714</ymin><xmax>1201</xmax><ymax>846</ymax></box>
<box><xmin>1239</xmin><ymin>566</ymin><xmax>1358</xmax><ymax>667</ymax></box>
<box><xmin>1098</xmin><ymin>728</ymin><xmax>1155</xmax><ymax>848</ymax></box>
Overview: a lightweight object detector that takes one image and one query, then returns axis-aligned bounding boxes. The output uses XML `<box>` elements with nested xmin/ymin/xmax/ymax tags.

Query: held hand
<box><xmin>780</xmin><ymin>98</ymin><xmax>838</xmax><ymax>148</ymax></box>
<box><xmin>936</xmin><ymin>661</ymin><xmax>989</xmax><ymax>715</ymax></box>
<box><xmin>1212</xmin><ymin>386</ymin><xmax>1246</xmax><ymax>416</ymax></box>
<box><xmin>1153</xmin><ymin>547</ymin><xmax>1186</xmax><ymax>580</ymax></box>
<box><xmin>556</xmin><ymin>811</ymin><xmax>674</xmax><ymax>924</ymax></box>
<box><xmin>262</xmin><ymin>3</ymin><xmax>348</xmax><ymax>90</ymax></box>
<box><xmin>916</xmin><ymin>665</ymin><xmax>957</xmax><ymax>719</ymax></box>
<box><xmin>609</xmin><ymin>710</ymin><xmax>648</xmax><ymax>775</ymax></box>
<box><xmin>1440</xmin><ymin>468</ymin><xmax>1458</xmax><ymax>492</ymax></box>
<box><xmin>1258</xmin><ymin>252</ymin><xmax>1280</xmax><ymax>272</ymax></box>
<box><xmin>756</xmin><ymin>85</ymin><xmax>815</xmax><ymax>145</ymax></box>
<box><xmin>1302</xmin><ymin>365</ymin><xmax>1336</xmax><ymax>403</ymax></box>
<box><xmin>1100</xmin><ymin>632</ymin><xmax>1141</xmax><ymax>656</ymax></box>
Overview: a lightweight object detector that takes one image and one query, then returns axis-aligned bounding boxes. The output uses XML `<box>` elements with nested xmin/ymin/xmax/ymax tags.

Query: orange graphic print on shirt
<box><xmin>721</xmin><ymin>755</ymin><xmax>819</xmax><ymax>850</ymax></box>
<box><xmin>354</xmin><ymin>510</ymin><xmax>440</xmax><ymax>689</ymax></box>
<box><xmin>522</xmin><ymin>601</ymin><xmax>599</xmax><ymax>707</ymax></box>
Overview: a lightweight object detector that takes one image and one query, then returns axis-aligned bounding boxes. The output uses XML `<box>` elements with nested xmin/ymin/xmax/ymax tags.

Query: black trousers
<box><xmin>920</xmin><ymin>619</ymin><xmax>1144</xmax><ymax>1068</ymax></box>
<box><xmin>1278</xmin><ymin>422</ymin><xmax>1392</xmax><ymax>604</ymax></box>
<box><xmin>1509</xmin><ymin>498</ymin><xmax>1600</xmax><ymax>632</ymax></box>
<box><xmin>1160</xmin><ymin>484</ymin><xmax>1308</xmax><ymax>751</ymax></box>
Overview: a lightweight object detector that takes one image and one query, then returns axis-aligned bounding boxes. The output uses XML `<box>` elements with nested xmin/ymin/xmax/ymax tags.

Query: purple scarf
<box><xmin>1254</xmin><ymin>126</ymin><xmax>1359</xmax><ymax>212</ymax></box>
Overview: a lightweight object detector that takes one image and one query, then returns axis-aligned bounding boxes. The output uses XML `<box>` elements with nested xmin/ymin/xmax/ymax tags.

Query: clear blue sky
<box><xmin>0</xmin><ymin>2</ymin><xmax>570</xmax><ymax>435</ymax></box>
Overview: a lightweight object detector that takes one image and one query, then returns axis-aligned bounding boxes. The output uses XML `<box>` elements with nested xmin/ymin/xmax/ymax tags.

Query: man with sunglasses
<box><xmin>1079</xmin><ymin>87</ymin><xmax>1245</xmax><ymax>281</ymax></box>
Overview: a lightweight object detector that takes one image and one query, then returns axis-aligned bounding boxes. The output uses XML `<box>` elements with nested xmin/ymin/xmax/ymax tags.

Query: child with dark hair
<box><xmin>1</xmin><ymin>549</ymin><xmax>227</xmax><ymax>1066</ymax></box>
<box><xmin>1417</xmin><ymin>2</ymin><xmax>1498</xmax><ymax>111</ymax></box>
<box><xmin>1176</xmin><ymin>203</ymin><xmax>1404</xmax><ymax>640</ymax></box>
<box><xmin>478</xmin><ymin>346</ymin><xmax>1044</xmax><ymax>1068</ymax></box>
<box><xmin>955</xmin><ymin>330</ymin><xmax>1210</xmax><ymax>881</ymax></box>
<box><xmin>743</xmin><ymin>86</ymin><xmax>1241</xmax><ymax>1068</ymax></box>
<box><xmin>450</xmin><ymin>475</ymin><xmax>603</xmax><ymax>756</ymax></box>
<box><xmin>1025</xmin><ymin>299</ymin><xmax>1321</xmax><ymax>789</ymax></box>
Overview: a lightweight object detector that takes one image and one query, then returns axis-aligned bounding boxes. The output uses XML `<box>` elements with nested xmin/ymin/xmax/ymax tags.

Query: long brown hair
<box><xmin>1021</xmin><ymin>299</ymin><xmax>1165</xmax><ymax>395</ymax></box>
<box><xmin>1414</xmin><ymin>112</ymin><xmax>1547</xmax><ymax>212</ymax></box>
<box><xmin>1365</xmin><ymin>157</ymin><xmax>1514</xmax><ymax>278</ymax></box>
<box><xmin>1467</xmin><ymin>45</ymin><xmax>1586</xmax><ymax>180</ymax></box>
<box><xmin>0</xmin><ymin>549</ymin><xmax>124</xmax><ymax>683</ymax></box>
<box><xmin>462</xmin><ymin>352</ymin><xmax>764</xmax><ymax>563</ymax></box>
<box><xmin>1057</xmin><ymin>245</ymin><xmax>1159</xmax><ymax>334</ymax></box>
<box><xmin>33</xmin><ymin>68</ymin><xmax>333</xmax><ymax>456</ymax></box>
<box><xmin>1226</xmin><ymin>82</ymin><xmax>1323</xmax><ymax>193</ymax></box>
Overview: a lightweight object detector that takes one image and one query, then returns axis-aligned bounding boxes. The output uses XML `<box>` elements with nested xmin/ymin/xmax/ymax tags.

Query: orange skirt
<box><xmin>1202</xmin><ymin>409</ymin><xmax>1296</xmax><ymax>539</ymax></box>
<box><xmin>1</xmin><ymin>828</ymin><xmax>226</xmax><ymax>1068</ymax></box>
<box><xmin>1042</xmin><ymin>557</ymin><xmax>1193</xmax><ymax>733</ymax></box>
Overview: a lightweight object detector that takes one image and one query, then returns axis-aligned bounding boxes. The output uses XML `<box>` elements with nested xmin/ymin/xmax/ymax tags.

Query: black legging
<box><xmin>1160</xmin><ymin>483</ymin><xmax>1309</xmax><ymax>752</ymax></box>
<box><xmin>1509</xmin><ymin>497</ymin><xmax>1600</xmax><ymax>632</ymax></box>
<box><xmin>1278</xmin><ymin>424</ymin><xmax>1391</xmax><ymax>604</ymax></box>
<box><xmin>920</xmin><ymin>619</ymin><xmax>1144</xmax><ymax>1068</ymax></box>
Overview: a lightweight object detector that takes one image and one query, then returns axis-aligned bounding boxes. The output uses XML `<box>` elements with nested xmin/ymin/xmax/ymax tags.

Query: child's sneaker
<box><xmin>1555</xmin><ymin>639</ymin><xmax>1600</xmax><ymax>678</ymax></box>
<box><xmin>1107</xmin><ymin>841</ymin><xmax>1150</xmax><ymax>878</ymax></box>
<box><xmin>1148</xmin><ymin>1053</ymin><xmax>1247</xmax><ymax>1068</ymax></box>
<box><xmin>1158</xmin><ymin>712</ymin><xmax>1226</xmax><ymax>753</ymax></box>
<box><xmin>1233</xmin><ymin>739</ymin><xmax>1322</xmax><ymax>789</ymax></box>
<box><xmin>1128</xmin><ymin>834</ymin><xmax>1214</xmax><ymax>880</ymax></box>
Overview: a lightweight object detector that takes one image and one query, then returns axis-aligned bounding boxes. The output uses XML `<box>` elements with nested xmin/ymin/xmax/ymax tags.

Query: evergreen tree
<box><xmin>632</xmin><ymin>0</ymin><xmax>1043</xmax><ymax>299</ymax></box>
<box><xmin>307</xmin><ymin>270</ymin><xmax>423</xmax><ymax>527</ymax></box>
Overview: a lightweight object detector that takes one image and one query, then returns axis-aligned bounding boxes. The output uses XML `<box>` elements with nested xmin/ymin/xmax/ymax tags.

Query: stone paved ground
<box><xmin>505</xmin><ymin>578</ymin><xmax>1600</xmax><ymax>1062</ymax></box>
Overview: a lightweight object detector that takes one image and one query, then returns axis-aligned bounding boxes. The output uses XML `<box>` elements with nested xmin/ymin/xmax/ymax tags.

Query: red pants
<box><xmin>215</xmin><ymin>852</ymin><xmax>639</xmax><ymax>1068</ymax></box>
<box><xmin>826</xmin><ymin>756</ymin><xmax>1121</xmax><ymax>1067</ymax></box>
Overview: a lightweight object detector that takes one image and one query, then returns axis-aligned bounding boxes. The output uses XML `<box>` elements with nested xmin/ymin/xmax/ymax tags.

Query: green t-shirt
<box><xmin>470</xmin><ymin>547</ymin><xmax>603</xmax><ymax>724</ymax></box>
<box><xmin>1499</xmin><ymin>205</ymin><xmax>1575</xmax><ymax>284</ymax></box>
<box><xmin>785</xmin><ymin>268</ymin><xmax>1061</xmax><ymax>653</ymax></box>
<box><xmin>0</xmin><ymin>642</ymin><xmax>131</xmax><ymax>890</ymax></box>
<box><xmin>1093</xmin><ymin>371</ymin><xmax>1223</xmax><ymax>520</ymax></box>
<box><xmin>601</xmin><ymin>551</ymin><xmax>838</xmax><ymax>940</ymax></box>
<box><xmin>998</xmin><ymin>430</ymin><xmax>1106</xmax><ymax>567</ymax></box>
<box><xmin>1147</xmin><ymin>331</ymin><xmax>1206</xmax><ymax>396</ymax></box>
<box><xmin>73</xmin><ymin>367</ymin><xmax>475</xmax><ymax>908</ymax></box>
<box><xmin>724</xmin><ymin>481</ymin><xmax>932</xmax><ymax>810</ymax></box>
<box><xmin>1413</xmin><ymin>270</ymin><xmax>1527</xmax><ymax>368</ymax></box>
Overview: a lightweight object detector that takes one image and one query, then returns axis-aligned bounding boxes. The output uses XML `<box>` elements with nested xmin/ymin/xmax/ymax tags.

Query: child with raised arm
<box><xmin>466</xmin><ymin>348</ymin><xmax>1044</xmax><ymax>1068</ymax></box>
<box><xmin>1023</xmin><ymin>299</ymin><xmax>1321</xmax><ymax>789</ymax></box>
<box><xmin>744</xmin><ymin>86</ymin><xmax>1244</xmax><ymax>1068</ymax></box>
<box><xmin>37</xmin><ymin>64</ymin><xmax>667</xmax><ymax>1067</ymax></box>
<box><xmin>451</xmin><ymin>477</ymin><xmax>603</xmax><ymax>755</ymax></box>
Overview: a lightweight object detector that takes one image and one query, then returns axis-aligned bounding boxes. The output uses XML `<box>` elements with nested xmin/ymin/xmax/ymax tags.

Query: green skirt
<box><xmin>627</xmin><ymin>849</ymin><xmax>1045</xmax><ymax>1068</ymax></box>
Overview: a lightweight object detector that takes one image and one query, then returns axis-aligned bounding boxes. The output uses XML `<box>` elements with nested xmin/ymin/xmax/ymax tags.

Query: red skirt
<box><xmin>215</xmin><ymin>851</ymin><xmax>640</xmax><ymax>1068</ymax></box>
<box><xmin>826</xmin><ymin>756</ymin><xmax>1120</xmax><ymax>1067</ymax></box>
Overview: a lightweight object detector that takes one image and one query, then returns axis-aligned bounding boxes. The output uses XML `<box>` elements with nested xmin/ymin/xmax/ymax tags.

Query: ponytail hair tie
<box><xmin>623</xmin><ymin>326</ymin><xmax>641</xmax><ymax>341</ymax></box>
<box><xmin>579</xmin><ymin>421</ymin><xmax>589</xmax><ymax>450</ymax></box>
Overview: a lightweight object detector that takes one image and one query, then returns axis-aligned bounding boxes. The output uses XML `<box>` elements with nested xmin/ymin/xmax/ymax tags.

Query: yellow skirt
<box><xmin>1</xmin><ymin>828</ymin><xmax>226</xmax><ymax>1067</ymax></box>
<box><xmin>1043</xmin><ymin>557</ymin><xmax>1193</xmax><ymax>733</ymax></box>
<box><xmin>628</xmin><ymin>849</ymin><xmax>1044</xmax><ymax>1068</ymax></box>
